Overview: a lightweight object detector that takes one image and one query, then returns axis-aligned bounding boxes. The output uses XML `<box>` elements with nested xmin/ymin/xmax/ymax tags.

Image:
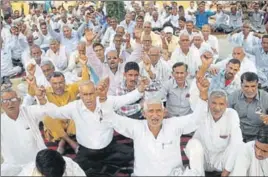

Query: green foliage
<box><xmin>106</xmin><ymin>1</ymin><xmax>126</xmax><ymax>22</ymax></box>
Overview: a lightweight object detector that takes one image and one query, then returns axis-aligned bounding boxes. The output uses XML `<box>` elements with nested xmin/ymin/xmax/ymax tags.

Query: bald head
<box><xmin>78</xmin><ymin>80</ymin><xmax>97</xmax><ymax>110</ymax></box>
<box><xmin>232</xmin><ymin>47</ymin><xmax>245</xmax><ymax>61</ymax></box>
<box><xmin>148</xmin><ymin>47</ymin><xmax>161</xmax><ymax>65</ymax></box>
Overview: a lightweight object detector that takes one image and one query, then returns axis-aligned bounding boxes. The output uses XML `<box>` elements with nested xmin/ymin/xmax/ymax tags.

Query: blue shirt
<box><xmin>195</xmin><ymin>11</ymin><xmax>216</xmax><ymax>28</ymax></box>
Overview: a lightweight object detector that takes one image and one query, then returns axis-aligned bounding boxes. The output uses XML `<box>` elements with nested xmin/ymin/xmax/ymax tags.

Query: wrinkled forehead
<box><xmin>1</xmin><ymin>91</ymin><xmax>18</xmax><ymax>99</ymax></box>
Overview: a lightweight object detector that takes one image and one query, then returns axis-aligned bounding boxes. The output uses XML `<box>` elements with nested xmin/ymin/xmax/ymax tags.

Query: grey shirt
<box><xmin>228</xmin><ymin>89</ymin><xmax>268</xmax><ymax>137</ymax></box>
<box><xmin>158</xmin><ymin>78</ymin><xmax>192</xmax><ymax>117</ymax></box>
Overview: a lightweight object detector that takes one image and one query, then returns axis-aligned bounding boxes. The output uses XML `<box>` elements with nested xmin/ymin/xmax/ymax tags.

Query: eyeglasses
<box><xmin>1</xmin><ymin>98</ymin><xmax>19</xmax><ymax>104</ymax></box>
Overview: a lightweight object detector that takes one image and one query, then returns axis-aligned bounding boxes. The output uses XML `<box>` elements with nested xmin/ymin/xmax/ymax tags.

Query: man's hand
<box><xmin>208</xmin><ymin>67</ymin><xmax>219</xmax><ymax>76</ymax></box>
<box><xmin>85</xmin><ymin>29</ymin><xmax>96</xmax><ymax>44</ymax></box>
<box><xmin>96</xmin><ymin>77</ymin><xmax>109</xmax><ymax>101</ymax></box>
<box><xmin>260</xmin><ymin>115</ymin><xmax>268</xmax><ymax>125</ymax></box>
<box><xmin>134</xmin><ymin>28</ymin><xmax>142</xmax><ymax>41</ymax></box>
<box><xmin>79</xmin><ymin>54</ymin><xmax>88</xmax><ymax>65</ymax></box>
<box><xmin>196</xmin><ymin>76</ymin><xmax>210</xmax><ymax>100</ymax></box>
<box><xmin>35</xmin><ymin>86</ymin><xmax>47</xmax><ymax>105</ymax></box>
<box><xmin>25</xmin><ymin>75</ymin><xmax>36</xmax><ymax>86</ymax></box>
<box><xmin>138</xmin><ymin>76</ymin><xmax>150</xmax><ymax>93</ymax></box>
<box><xmin>27</xmin><ymin>63</ymin><xmax>36</xmax><ymax>76</ymax></box>
<box><xmin>201</xmin><ymin>51</ymin><xmax>213</xmax><ymax>68</ymax></box>
<box><xmin>142</xmin><ymin>53</ymin><xmax>152</xmax><ymax>72</ymax></box>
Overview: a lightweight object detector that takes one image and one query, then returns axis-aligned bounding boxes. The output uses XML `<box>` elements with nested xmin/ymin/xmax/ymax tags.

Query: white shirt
<box><xmin>151</xmin><ymin>18</ymin><xmax>163</xmax><ymax>29</ymax></box>
<box><xmin>231</xmin><ymin>141</ymin><xmax>268</xmax><ymax>176</ymax></box>
<box><xmin>9</xmin><ymin>33</ymin><xmax>28</xmax><ymax>59</ymax></box>
<box><xmin>1</xmin><ymin>44</ymin><xmax>15</xmax><ymax>77</ymax></box>
<box><xmin>214</xmin><ymin>11</ymin><xmax>229</xmax><ymax>26</ymax></box>
<box><xmin>193</xmin><ymin>108</ymin><xmax>243</xmax><ymax>171</ymax></box>
<box><xmin>18</xmin><ymin>156</ymin><xmax>86</xmax><ymax>176</ymax></box>
<box><xmin>211</xmin><ymin>56</ymin><xmax>257</xmax><ymax>77</ymax></box>
<box><xmin>1</xmin><ymin>106</ymin><xmax>46</xmax><ymax>165</ymax></box>
<box><xmin>42</xmin><ymin>90</ymin><xmax>143</xmax><ymax>149</ymax></box>
<box><xmin>203</xmin><ymin>35</ymin><xmax>219</xmax><ymax>60</ymax></box>
<box><xmin>101</xmin><ymin>97</ymin><xmax>208</xmax><ymax>176</ymax></box>
<box><xmin>170</xmin><ymin>47</ymin><xmax>201</xmax><ymax>79</ymax></box>
<box><xmin>101</xmin><ymin>26</ymin><xmax>116</xmax><ymax>47</ymax></box>
<box><xmin>45</xmin><ymin>45</ymin><xmax>69</xmax><ymax>71</ymax></box>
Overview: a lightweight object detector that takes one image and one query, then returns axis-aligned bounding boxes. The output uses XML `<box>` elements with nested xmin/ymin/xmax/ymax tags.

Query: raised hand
<box><xmin>85</xmin><ymin>29</ymin><xmax>96</xmax><ymax>43</ymax></box>
<box><xmin>196</xmin><ymin>77</ymin><xmax>210</xmax><ymax>93</ymax></box>
<box><xmin>96</xmin><ymin>77</ymin><xmax>109</xmax><ymax>99</ymax></box>
<box><xmin>260</xmin><ymin>115</ymin><xmax>268</xmax><ymax>125</ymax></box>
<box><xmin>79</xmin><ymin>54</ymin><xmax>88</xmax><ymax>65</ymax></box>
<box><xmin>201</xmin><ymin>51</ymin><xmax>213</xmax><ymax>67</ymax></box>
<box><xmin>35</xmin><ymin>86</ymin><xmax>47</xmax><ymax>104</ymax></box>
<box><xmin>142</xmin><ymin>53</ymin><xmax>151</xmax><ymax>72</ymax></box>
<box><xmin>25</xmin><ymin>75</ymin><xmax>36</xmax><ymax>86</ymax></box>
<box><xmin>27</xmin><ymin>63</ymin><xmax>36</xmax><ymax>76</ymax></box>
<box><xmin>138</xmin><ymin>76</ymin><xmax>150</xmax><ymax>93</ymax></box>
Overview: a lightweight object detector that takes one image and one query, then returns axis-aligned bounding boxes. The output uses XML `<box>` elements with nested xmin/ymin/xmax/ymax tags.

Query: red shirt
<box><xmin>225</xmin><ymin>79</ymin><xmax>232</xmax><ymax>87</ymax></box>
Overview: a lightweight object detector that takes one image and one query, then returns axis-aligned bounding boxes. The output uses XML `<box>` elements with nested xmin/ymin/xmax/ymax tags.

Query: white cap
<box><xmin>163</xmin><ymin>26</ymin><xmax>174</xmax><ymax>34</ymax></box>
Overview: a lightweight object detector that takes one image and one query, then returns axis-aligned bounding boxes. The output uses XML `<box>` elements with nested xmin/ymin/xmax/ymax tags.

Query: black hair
<box><xmin>93</xmin><ymin>42</ymin><xmax>104</xmax><ymax>49</ymax></box>
<box><xmin>172</xmin><ymin>62</ymin><xmax>188</xmax><ymax>72</ymax></box>
<box><xmin>257</xmin><ymin>127</ymin><xmax>268</xmax><ymax>144</ymax></box>
<box><xmin>36</xmin><ymin>149</ymin><xmax>66</xmax><ymax>177</ymax></box>
<box><xmin>4</xmin><ymin>14</ymin><xmax>11</xmax><ymax>21</ymax></box>
<box><xmin>124</xmin><ymin>62</ymin><xmax>139</xmax><ymax>73</ymax></box>
<box><xmin>136</xmin><ymin>15</ymin><xmax>144</xmax><ymax>21</ymax></box>
<box><xmin>179</xmin><ymin>16</ymin><xmax>186</xmax><ymax>22</ymax></box>
<box><xmin>228</xmin><ymin>58</ymin><xmax>241</xmax><ymax>67</ymax></box>
<box><xmin>240</xmin><ymin>72</ymin><xmax>259</xmax><ymax>84</ymax></box>
<box><xmin>49</xmin><ymin>72</ymin><xmax>65</xmax><ymax>81</ymax></box>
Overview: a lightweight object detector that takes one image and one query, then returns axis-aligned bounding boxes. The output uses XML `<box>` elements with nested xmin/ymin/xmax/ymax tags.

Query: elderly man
<box><xmin>170</xmin><ymin>32</ymin><xmax>201</xmax><ymax>80</ymax></box>
<box><xmin>139</xmin><ymin>21</ymin><xmax>162</xmax><ymax>47</ymax></box>
<box><xmin>151</xmin><ymin>11</ymin><xmax>163</xmax><ymax>31</ymax></box>
<box><xmin>210</xmin><ymin>47</ymin><xmax>257</xmax><ymax>77</ymax></box>
<box><xmin>26</xmin><ymin>56</ymin><xmax>90</xmax><ymax>154</ymax></box>
<box><xmin>35</xmin><ymin>78</ymin><xmax>148</xmax><ymax>176</ymax></box>
<box><xmin>45</xmin><ymin>39</ymin><xmax>68</xmax><ymax>72</ymax></box>
<box><xmin>1</xmin><ymin>89</ymin><xmax>47</xmax><ymax>176</ymax></box>
<box><xmin>161</xmin><ymin>26</ymin><xmax>179</xmax><ymax>53</ymax></box>
<box><xmin>18</xmin><ymin>149</ymin><xmax>86</xmax><ymax>176</ymax></box>
<box><xmin>228</xmin><ymin>22</ymin><xmax>260</xmax><ymax>58</ymax></box>
<box><xmin>228</xmin><ymin>72</ymin><xmax>268</xmax><ymax>142</ymax></box>
<box><xmin>120</xmin><ymin>13</ymin><xmax>136</xmax><ymax>35</ymax></box>
<box><xmin>186</xmin><ymin>89</ymin><xmax>243</xmax><ymax>177</ymax></box>
<box><xmin>202</xmin><ymin>25</ymin><xmax>219</xmax><ymax>60</ymax></box>
<box><xmin>157</xmin><ymin>62</ymin><xmax>192</xmax><ymax>117</ymax></box>
<box><xmin>100</xmin><ymin>75</ymin><xmax>210</xmax><ymax>176</ymax></box>
<box><xmin>191</xmin><ymin>33</ymin><xmax>214</xmax><ymax>58</ymax></box>
<box><xmin>139</xmin><ymin>47</ymin><xmax>171</xmax><ymax>98</ymax></box>
<box><xmin>47</xmin><ymin>15</ymin><xmax>87</xmax><ymax>55</ymax></box>
<box><xmin>231</xmin><ymin>128</ymin><xmax>268</xmax><ymax>176</ymax></box>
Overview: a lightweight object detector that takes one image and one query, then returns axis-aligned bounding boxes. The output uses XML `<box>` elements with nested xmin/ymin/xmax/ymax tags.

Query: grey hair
<box><xmin>105</xmin><ymin>49</ymin><xmax>118</xmax><ymax>58</ymax></box>
<box><xmin>40</xmin><ymin>60</ymin><xmax>55</xmax><ymax>69</ymax></box>
<box><xmin>62</xmin><ymin>24</ymin><xmax>72</xmax><ymax>30</ymax></box>
<box><xmin>209</xmin><ymin>90</ymin><xmax>228</xmax><ymax>102</ymax></box>
<box><xmin>179</xmin><ymin>31</ymin><xmax>190</xmax><ymax>40</ymax></box>
<box><xmin>233</xmin><ymin>46</ymin><xmax>246</xmax><ymax>54</ymax></box>
<box><xmin>78</xmin><ymin>41</ymin><xmax>86</xmax><ymax>47</ymax></box>
<box><xmin>143</xmin><ymin>98</ymin><xmax>164</xmax><ymax>111</ymax></box>
<box><xmin>148</xmin><ymin>46</ymin><xmax>161</xmax><ymax>54</ymax></box>
<box><xmin>78</xmin><ymin>80</ymin><xmax>95</xmax><ymax>91</ymax></box>
<box><xmin>1</xmin><ymin>88</ymin><xmax>17</xmax><ymax>97</ymax></box>
<box><xmin>49</xmin><ymin>38</ymin><xmax>60</xmax><ymax>44</ymax></box>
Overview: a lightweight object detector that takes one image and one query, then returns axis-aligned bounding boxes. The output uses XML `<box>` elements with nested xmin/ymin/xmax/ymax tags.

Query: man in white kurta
<box><xmin>231</xmin><ymin>128</ymin><xmax>268</xmax><ymax>176</ymax></box>
<box><xmin>185</xmin><ymin>90</ymin><xmax>244</xmax><ymax>176</ymax></box>
<box><xmin>1</xmin><ymin>89</ymin><xmax>47</xmax><ymax>176</ymax></box>
<box><xmin>100</xmin><ymin>77</ymin><xmax>210</xmax><ymax>176</ymax></box>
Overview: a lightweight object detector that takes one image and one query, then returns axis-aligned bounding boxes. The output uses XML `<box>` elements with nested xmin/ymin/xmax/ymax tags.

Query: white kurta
<box><xmin>18</xmin><ymin>156</ymin><xmax>86</xmax><ymax>176</ymax></box>
<box><xmin>1</xmin><ymin>106</ymin><xmax>47</xmax><ymax>176</ymax></box>
<box><xmin>190</xmin><ymin>109</ymin><xmax>243</xmax><ymax>172</ymax></box>
<box><xmin>231</xmin><ymin>141</ymin><xmax>268</xmax><ymax>176</ymax></box>
<box><xmin>101</xmin><ymin>97</ymin><xmax>208</xmax><ymax>176</ymax></box>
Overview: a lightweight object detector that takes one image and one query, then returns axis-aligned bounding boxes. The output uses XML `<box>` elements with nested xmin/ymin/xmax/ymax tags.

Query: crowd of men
<box><xmin>1</xmin><ymin>0</ymin><xmax>268</xmax><ymax>176</ymax></box>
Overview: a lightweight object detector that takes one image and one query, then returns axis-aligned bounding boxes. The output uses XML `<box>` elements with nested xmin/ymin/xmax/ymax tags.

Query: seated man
<box><xmin>228</xmin><ymin>72</ymin><xmax>268</xmax><ymax>142</ymax></box>
<box><xmin>100</xmin><ymin>75</ymin><xmax>210</xmax><ymax>176</ymax></box>
<box><xmin>116</xmin><ymin>62</ymin><xmax>144</xmax><ymax>119</ymax></box>
<box><xmin>231</xmin><ymin>128</ymin><xmax>268</xmax><ymax>176</ymax></box>
<box><xmin>35</xmin><ymin>77</ymin><xmax>148</xmax><ymax>176</ymax></box>
<box><xmin>18</xmin><ymin>149</ymin><xmax>86</xmax><ymax>176</ymax></box>
<box><xmin>26</xmin><ymin>56</ymin><xmax>90</xmax><ymax>154</ymax></box>
<box><xmin>157</xmin><ymin>62</ymin><xmax>192</xmax><ymax>117</ymax></box>
<box><xmin>1</xmin><ymin>88</ymin><xmax>47</xmax><ymax>176</ymax></box>
<box><xmin>186</xmin><ymin>90</ymin><xmax>243</xmax><ymax>176</ymax></box>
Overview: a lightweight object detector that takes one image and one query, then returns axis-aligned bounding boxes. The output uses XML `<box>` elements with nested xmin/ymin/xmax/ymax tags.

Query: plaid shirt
<box><xmin>209</xmin><ymin>69</ymin><xmax>241</xmax><ymax>95</ymax></box>
<box><xmin>115</xmin><ymin>81</ymin><xmax>143</xmax><ymax>118</ymax></box>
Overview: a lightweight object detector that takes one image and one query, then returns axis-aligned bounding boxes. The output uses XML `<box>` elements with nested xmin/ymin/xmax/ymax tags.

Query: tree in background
<box><xmin>106</xmin><ymin>1</ymin><xmax>126</xmax><ymax>22</ymax></box>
